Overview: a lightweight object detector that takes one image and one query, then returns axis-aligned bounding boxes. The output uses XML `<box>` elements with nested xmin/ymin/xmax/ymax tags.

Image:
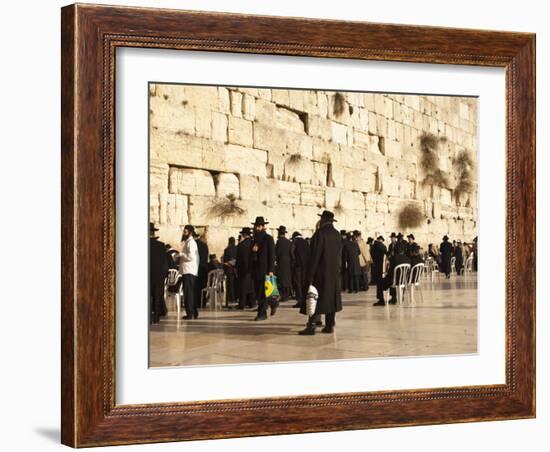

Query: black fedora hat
<box><xmin>291</xmin><ymin>231</ymin><xmax>302</xmax><ymax>239</ymax></box>
<box><xmin>240</xmin><ymin>226</ymin><xmax>252</xmax><ymax>235</ymax></box>
<box><xmin>390</xmin><ymin>232</ymin><xmax>397</xmax><ymax>238</ymax></box>
<box><xmin>443</xmin><ymin>235</ymin><xmax>449</xmax><ymax>241</ymax></box>
<box><xmin>149</xmin><ymin>222</ymin><xmax>159</xmax><ymax>233</ymax></box>
<box><xmin>340</xmin><ymin>229</ymin><xmax>347</xmax><ymax>235</ymax></box>
<box><xmin>407</xmin><ymin>233</ymin><xmax>415</xmax><ymax>240</ymax></box>
<box><xmin>318</xmin><ymin>210</ymin><xmax>337</xmax><ymax>222</ymax></box>
<box><xmin>397</xmin><ymin>232</ymin><xmax>404</xmax><ymax>239</ymax></box>
<box><xmin>377</xmin><ymin>235</ymin><xmax>385</xmax><ymax>241</ymax></box>
<box><xmin>277</xmin><ymin>225</ymin><xmax>288</xmax><ymax>234</ymax></box>
<box><xmin>252</xmin><ymin>216</ymin><xmax>269</xmax><ymax>225</ymax></box>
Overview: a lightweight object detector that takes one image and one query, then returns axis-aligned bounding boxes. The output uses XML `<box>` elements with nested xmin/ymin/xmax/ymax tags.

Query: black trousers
<box><xmin>182</xmin><ymin>274</ymin><xmax>197</xmax><ymax>317</ymax></box>
<box><xmin>254</xmin><ymin>278</ymin><xmax>268</xmax><ymax>317</ymax></box>
<box><xmin>359</xmin><ymin>265</ymin><xmax>369</xmax><ymax>290</ymax></box>
<box><xmin>308</xmin><ymin>312</ymin><xmax>336</xmax><ymax>328</ymax></box>
<box><xmin>225</xmin><ymin>271</ymin><xmax>236</xmax><ymax>304</ymax></box>
<box><xmin>341</xmin><ymin>269</ymin><xmax>348</xmax><ymax>291</ymax></box>
<box><xmin>292</xmin><ymin>268</ymin><xmax>306</xmax><ymax>308</ymax></box>
<box><xmin>150</xmin><ymin>278</ymin><xmax>165</xmax><ymax>322</ymax></box>
<box><xmin>195</xmin><ymin>267</ymin><xmax>208</xmax><ymax>308</ymax></box>
<box><xmin>347</xmin><ymin>273</ymin><xmax>360</xmax><ymax>292</ymax></box>
<box><xmin>238</xmin><ymin>275</ymin><xmax>255</xmax><ymax>309</ymax></box>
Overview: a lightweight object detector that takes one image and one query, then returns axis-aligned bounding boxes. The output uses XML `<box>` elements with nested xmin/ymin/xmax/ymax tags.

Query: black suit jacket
<box><xmin>250</xmin><ymin>231</ymin><xmax>275</xmax><ymax>280</ymax></box>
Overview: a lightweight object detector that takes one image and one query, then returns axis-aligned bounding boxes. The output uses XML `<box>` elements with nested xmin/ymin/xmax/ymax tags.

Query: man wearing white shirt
<box><xmin>179</xmin><ymin>225</ymin><xmax>200</xmax><ymax>319</ymax></box>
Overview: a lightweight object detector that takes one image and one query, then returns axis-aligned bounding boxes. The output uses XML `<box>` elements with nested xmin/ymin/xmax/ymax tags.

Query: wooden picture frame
<box><xmin>61</xmin><ymin>3</ymin><xmax>536</xmax><ymax>447</ymax></box>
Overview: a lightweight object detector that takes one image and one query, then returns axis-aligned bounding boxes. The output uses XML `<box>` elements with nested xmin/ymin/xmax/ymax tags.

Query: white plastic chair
<box><xmin>425</xmin><ymin>257</ymin><xmax>439</xmax><ymax>282</ymax></box>
<box><xmin>201</xmin><ymin>269</ymin><xmax>226</xmax><ymax>310</ymax></box>
<box><xmin>450</xmin><ymin>256</ymin><xmax>457</xmax><ymax>275</ymax></box>
<box><xmin>407</xmin><ymin>263</ymin><xmax>425</xmax><ymax>305</ymax></box>
<box><xmin>384</xmin><ymin>263</ymin><xmax>411</xmax><ymax>306</ymax></box>
<box><xmin>464</xmin><ymin>255</ymin><xmax>474</xmax><ymax>279</ymax></box>
<box><xmin>164</xmin><ymin>268</ymin><xmax>182</xmax><ymax>316</ymax></box>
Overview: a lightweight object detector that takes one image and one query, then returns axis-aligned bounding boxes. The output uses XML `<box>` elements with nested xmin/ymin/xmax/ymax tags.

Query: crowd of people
<box><xmin>149</xmin><ymin>212</ymin><xmax>478</xmax><ymax>334</ymax></box>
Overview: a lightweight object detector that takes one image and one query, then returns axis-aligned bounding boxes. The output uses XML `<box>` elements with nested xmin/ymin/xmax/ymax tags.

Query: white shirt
<box><xmin>179</xmin><ymin>236</ymin><xmax>199</xmax><ymax>276</ymax></box>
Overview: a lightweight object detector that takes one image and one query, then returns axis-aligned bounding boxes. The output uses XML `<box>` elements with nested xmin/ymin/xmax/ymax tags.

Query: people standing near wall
<box><xmin>388</xmin><ymin>232</ymin><xmax>398</xmax><ymax>257</ymax></box>
<box><xmin>339</xmin><ymin>230</ymin><xmax>348</xmax><ymax>292</ymax></box>
<box><xmin>236</xmin><ymin>227</ymin><xmax>255</xmax><ymax>310</ymax></box>
<box><xmin>375</xmin><ymin>241</ymin><xmax>411</xmax><ymax>306</ymax></box>
<box><xmin>299</xmin><ymin>210</ymin><xmax>342</xmax><ymax>335</ymax></box>
<box><xmin>454</xmin><ymin>240</ymin><xmax>464</xmax><ymax>274</ymax></box>
<box><xmin>406</xmin><ymin>234</ymin><xmax>417</xmax><ymax>257</ymax></box>
<box><xmin>354</xmin><ymin>230</ymin><xmax>371</xmax><ymax>291</ymax></box>
<box><xmin>194</xmin><ymin>231</ymin><xmax>209</xmax><ymax>309</ymax></box>
<box><xmin>149</xmin><ymin>222</ymin><xmax>169</xmax><ymax>324</ymax></box>
<box><xmin>439</xmin><ymin>235</ymin><xmax>453</xmax><ymax>278</ymax></box>
<box><xmin>250</xmin><ymin>217</ymin><xmax>276</xmax><ymax>321</ymax></box>
<box><xmin>275</xmin><ymin>226</ymin><xmax>292</xmax><ymax>302</ymax></box>
<box><xmin>370</xmin><ymin>235</ymin><xmax>387</xmax><ymax>289</ymax></box>
<box><xmin>179</xmin><ymin>225</ymin><xmax>200</xmax><ymax>320</ymax></box>
<box><xmin>290</xmin><ymin>231</ymin><xmax>310</xmax><ymax>310</ymax></box>
<box><xmin>344</xmin><ymin>232</ymin><xmax>361</xmax><ymax>294</ymax></box>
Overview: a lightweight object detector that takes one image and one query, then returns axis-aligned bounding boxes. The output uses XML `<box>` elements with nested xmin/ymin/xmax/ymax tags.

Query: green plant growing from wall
<box><xmin>419</xmin><ymin>132</ymin><xmax>451</xmax><ymax>189</ymax></box>
<box><xmin>398</xmin><ymin>203</ymin><xmax>425</xmax><ymax>229</ymax></box>
<box><xmin>453</xmin><ymin>150</ymin><xmax>475</xmax><ymax>204</ymax></box>
<box><xmin>208</xmin><ymin>193</ymin><xmax>246</xmax><ymax>217</ymax></box>
<box><xmin>333</xmin><ymin>92</ymin><xmax>346</xmax><ymax>117</ymax></box>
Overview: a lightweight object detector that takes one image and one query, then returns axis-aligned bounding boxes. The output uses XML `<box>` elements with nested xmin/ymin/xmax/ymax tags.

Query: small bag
<box><xmin>305</xmin><ymin>285</ymin><xmax>318</xmax><ymax>317</ymax></box>
<box><xmin>264</xmin><ymin>275</ymin><xmax>280</xmax><ymax>298</ymax></box>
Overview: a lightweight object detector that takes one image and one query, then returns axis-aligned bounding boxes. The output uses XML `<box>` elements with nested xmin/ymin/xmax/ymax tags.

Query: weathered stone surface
<box><xmin>230</xmin><ymin>90</ymin><xmax>242</xmax><ymax>117</ymax></box>
<box><xmin>215</xmin><ymin>173</ymin><xmax>240</xmax><ymax>198</ymax></box>
<box><xmin>228</xmin><ymin>117</ymin><xmax>253</xmax><ymax>147</ymax></box>
<box><xmin>242</xmin><ymin>94</ymin><xmax>256</xmax><ymax>121</ymax></box>
<box><xmin>169</xmin><ymin>168</ymin><xmax>215</xmax><ymax>196</ymax></box>
<box><xmin>211</xmin><ymin>112</ymin><xmax>228</xmax><ymax>143</ymax></box>
<box><xmin>277</xmin><ymin>180</ymin><xmax>301</xmax><ymax>205</ymax></box>
<box><xmin>150</xmin><ymin>160</ymin><xmax>169</xmax><ymax>193</ymax></box>
<box><xmin>300</xmin><ymin>184</ymin><xmax>325</xmax><ymax>207</ymax></box>
<box><xmin>331</xmin><ymin>121</ymin><xmax>348</xmax><ymax>144</ymax></box>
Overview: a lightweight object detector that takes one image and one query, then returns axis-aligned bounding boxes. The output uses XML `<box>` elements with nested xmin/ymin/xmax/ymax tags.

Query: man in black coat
<box><xmin>194</xmin><ymin>232</ymin><xmax>209</xmax><ymax>309</ymax></box>
<box><xmin>370</xmin><ymin>235</ymin><xmax>387</xmax><ymax>286</ymax></box>
<box><xmin>406</xmin><ymin>234</ymin><xmax>417</xmax><ymax>257</ymax></box>
<box><xmin>236</xmin><ymin>227</ymin><xmax>255</xmax><ymax>309</ymax></box>
<box><xmin>387</xmin><ymin>232</ymin><xmax>398</xmax><ymax>257</ymax></box>
<box><xmin>439</xmin><ymin>235</ymin><xmax>453</xmax><ymax>278</ymax></box>
<box><xmin>299</xmin><ymin>210</ymin><xmax>342</xmax><ymax>335</ymax></box>
<box><xmin>291</xmin><ymin>231</ymin><xmax>309</xmax><ymax>310</ymax></box>
<box><xmin>374</xmin><ymin>241</ymin><xmax>411</xmax><ymax>306</ymax></box>
<box><xmin>339</xmin><ymin>230</ymin><xmax>348</xmax><ymax>292</ymax></box>
<box><xmin>343</xmin><ymin>232</ymin><xmax>361</xmax><ymax>293</ymax></box>
<box><xmin>250</xmin><ymin>217</ymin><xmax>276</xmax><ymax>320</ymax></box>
<box><xmin>222</xmin><ymin>237</ymin><xmax>237</xmax><ymax>305</ymax></box>
<box><xmin>454</xmin><ymin>240</ymin><xmax>464</xmax><ymax>274</ymax></box>
<box><xmin>149</xmin><ymin>222</ymin><xmax>169</xmax><ymax>324</ymax></box>
<box><xmin>275</xmin><ymin>225</ymin><xmax>292</xmax><ymax>302</ymax></box>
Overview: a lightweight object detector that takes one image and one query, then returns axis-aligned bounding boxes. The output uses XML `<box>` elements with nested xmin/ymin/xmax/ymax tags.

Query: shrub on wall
<box><xmin>419</xmin><ymin>132</ymin><xmax>451</xmax><ymax>189</ymax></box>
<box><xmin>398</xmin><ymin>203</ymin><xmax>425</xmax><ymax>229</ymax></box>
<box><xmin>453</xmin><ymin>150</ymin><xmax>475</xmax><ymax>203</ymax></box>
<box><xmin>333</xmin><ymin>92</ymin><xmax>346</xmax><ymax>117</ymax></box>
<box><xmin>208</xmin><ymin>193</ymin><xmax>246</xmax><ymax>217</ymax></box>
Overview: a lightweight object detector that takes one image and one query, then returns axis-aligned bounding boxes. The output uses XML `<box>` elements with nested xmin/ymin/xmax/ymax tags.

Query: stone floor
<box><xmin>149</xmin><ymin>274</ymin><xmax>478</xmax><ymax>367</ymax></box>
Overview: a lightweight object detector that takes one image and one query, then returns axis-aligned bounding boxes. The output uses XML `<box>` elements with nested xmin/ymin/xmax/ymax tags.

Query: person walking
<box><xmin>179</xmin><ymin>225</ymin><xmax>200</xmax><ymax>319</ymax></box>
<box><xmin>354</xmin><ymin>230</ymin><xmax>371</xmax><ymax>291</ymax></box>
<box><xmin>149</xmin><ymin>222</ymin><xmax>169</xmax><ymax>324</ymax></box>
<box><xmin>275</xmin><ymin>225</ymin><xmax>292</xmax><ymax>302</ymax></box>
<box><xmin>454</xmin><ymin>240</ymin><xmax>464</xmax><ymax>275</ymax></box>
<box><xmin>194</xmin><ymin>231</ymin><xmax>209</xmax><ymax>309</ymax></box>
<box><xmin>370</xmin><ymin>235</ymin><xmax>387</xmax><ymax>287</ymax></box>
<box><xmin>299</xmin><ymin>210</ymin><xmax>342</xmax><ymax>335</ymax></box>
<box><xmin>343</xmin><ymin>232</ymin><xmax>361</xmax><ymax>293</ymax></box>
<box><xmin>290</xmin><ymin>231</ymin><xmax>310</xmax><ymax>309</ymax></box>
<box><xmin>439</xmin><ymin>235</ymin><xmax>453</xmax><ymax>278</ymax></box>
<box><xmin>236</xmin><ymin>227</ymin><xmax>255</xmax><ymax>309</ymax></box>
<box><xmin>250</xmin><ymin>217</ymin><xmax>276</xmax><ymax>321</ymax></box>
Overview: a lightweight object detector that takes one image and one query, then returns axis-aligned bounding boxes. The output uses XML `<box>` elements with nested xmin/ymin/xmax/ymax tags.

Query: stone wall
<box><xmin>149</xmin><ymin>84</ymin><xmax>478</xmax><ymax>257</ymax></box>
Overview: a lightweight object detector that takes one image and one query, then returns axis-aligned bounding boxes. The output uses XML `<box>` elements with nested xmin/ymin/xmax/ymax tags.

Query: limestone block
<box><xmin>223</xmin><ymin>144</ymin><xmax>268</xmax><ymax>177</ymax></box>
<box><xmin>239</xmin><ymin>175</ymin><xmax>260</xmax><ymax>201</ymax></box>
<box><xmin>368</xmin><ymin>112</ymin><xmax>378</xmax><ymax>135</ymax></box>
<box><xmin>440</xmin><ymin>188</ymin><xmax>453</xmax><ymax>205</ymax></box>
<box><xmin>387</xmin><ymin>121</ymin><xmax>398</xmax><ymax>141</ymax></box>
<box><xmin>292</xmin><ymin>204</ymin><xmax>323</xmax><ymax>231</ymax></box>
<box><xmin>413</xmin><ymin>111</ymin><xmax>424</xmax><ymax>130</ymax></box>
<box><xmin>267</xmin><ymin>150</ymin><xmax>286</xmax><ymax>179</ymax></box>
<box><xmin>253</xmin><ymin>123</ymin><xmax>285</xmax><ymax>152</ymax></box>
<box><xmin>364</xmin><ymin>211</ymin><xmax>385</xmax><ymax>233</ymax></box>
<box><xmin>183</xmin><ymin>86</ymin><xmax>219</xmax><ymax>110</ymax></box>
<box><xmin>392</xmin><ymin>101</ymin><xmax>403</xmax><ymax>123</ymax></box>
<box><xmin>211</xmin><ymin>112</ymin><xmax>228</xmax><ymax>143</ymax></box>
<box><xmin>276</xmin><ymin>180</ymin><xmax>301</xmax><ymax>205</ymax></box>
<box><xmin>271</xmin><ymin>89</ymin><xmax>290</xmax><ymax>107</ymax></box>
<box><xmin>289</xmin><ymin>90</ymin><xmax>305</xmax><ymax>111</ymax></box>
<box><xmin>312</xmin><ymin>139</ymin><xmax>337</xmax><ymax>164</ymax></box>
<box><xmin>325</xmin><ymin>187</ymin><xmax>342</xmax><ymax>209</ymax></box>
<box><xmin>374</xmin><ymin>95</ymin><xmax>386</xmax><ymax>116</ymax></box>
<box><xmin>237</xmin><ymin>87</ymin><xmax>259</xmax><ymax>97</ymax></box>
<box><xmin>150</xmin><ymin>98</ymin><xmax>195</xmax><ymax>134</ymax></box>
<box><xmin>157</xmin><ymin>224</ymin><xmax>185</xmax><ymax>251</ymax></box>
<box><xmin>353</xmin><ymin>129</ymin><xmax>371</xmax><ymax>149</ymax></box>
<box><xmin>150</xmin><ymin>160</ymin><xmax>169</xmax><ymax>193</ymax></box>
<box><xmin>399</xmin><ymin>180</ymin><xmax>414</xmax><ymax>199</ymax></box>
<box><xmin>404</xmin><ymin>95</ymin><xmax>420</xmax><ymax>111</ymax></box>
<box><xmin>376</xmin><ymin>197</ymin><xmax>390</xmax><ymax>214</ymax></box>
<box><xmin>459</xmin><ymin>102</ymin><xmax>470</xmax><ymax>120</ymax></box>
<box><xmin>242</xmin><ymin>94</ymin><xmax>256</xmax><ymax>121</ymax></box>
<box><xmin>364</xmin><ymin>193</ymin><xmax>378</xmax><ymax>211</ymax></box>
<box><xmin>257</xmin><ymin>88</ymin><xmax>272</xmax><ymax>101</ymax></box>
<box><xmin>255</xmin><ymin>98</ymin><xmax>277</xmax><ymax>124</ymax></box>
<box><xmin>380</xmin><ymin>173</ymin><xmax>400</xmax><ymax>197</ymax></box>
<box><xmin>258</xmin><ymin>177</ymin><xmax>279</xmax><ymax>205</ymax></box>
<box><xmin>228</xmin><ymin>117</ymin><xmax>253</xmax><ymax>147</ymax></box>
<box><xmin>376</xmin><ymin>115</ymin><xmax>388</xmax><ymax>138</ymax></box>
<box><xmin>363</xmin><ymin>93</ymin><xmax>375</xmax><ymax>111</ymax></box>
<box><xmin>150</xmin><ymin>130</ymin><xmax>204</xmax><ymax>167</ymax></box>
<box><xmin>169</xmin><ymin>167</ymin><xmax>215</xmax><ymax>196</ymax></box>
<box><xmin>214</xmin><ymin>173</ymin><xmax>240</xmax><ymax>198</ymax></box>
<box><xmin>385</xmin><ymin>140</ymin><xmax>403</xmax><ymax>159</ymax></box>
<box><xmin>306</xmin><ymin>116</ymin><xmax>332</xmax><ymax>140</ymax></box>
<box><xmin>195</xmin><ymin>108</ymin><xmax>212</xmax><ymax>139</ymax></box>
<box><xmin>300</xmin><ymin>184</ymin><xmax>325</xmax><ymax>207</ymax></box>
<box><xmin>331</xmin><ymin>121</ymin><xmax>348</xmax><ymax>144</ymax></box>
<box><xmin>312</xmin><ymin>162</ymin><xmax>329</xmax><ymax>186</ymax></box>
<box><xmin>339</xmin><ymin>144</ymin><xmax>365</xmax><ymax>168</ymax></box>
<box><xmin>274</xmin><ymin>107</ymin><xmax>305</xmax><ymax>133</ymax></box>
<box><xmin>166</xmin><ymin>194</ymin><xmax>189</xmax><ymax>226</ymax></box>
<box><xmin>387</xmin><ymin>196</ymin><xmax>405</xmax><ymax>214</ymax></box>
<box><xmin>150</xmin><ymin>193</ymin><xmax>160</xmax><ymax>223</ymax></box>
<box><xmin>386</xmin><ymin>158</ymin><xmax>408</xmax><ymax>179</ymax></box>
<box><xmin>154</xmin><ymin>85</ymin><xmax>187</xmax><ymax>105</ymax></box>
<box><xmin>343</xmin><ymin>167</ymin><xmax>376</xmax><ymax>193</ymax></box>
<box><xmin>302</xmin><ymin>91</ymin><xmax>319</xmax><ymax>115</ymax></box>
<box><xmin>284</xmin><ymin>157</ymin><xmax>314</xmax><ymax>184</ymax></box>
<box><xmin>340</xmin><ymin>190</ymin><xmax>365</xmax><ymax>210</ymax></box>
<box><xmin>432</xmin><ymin>202</ymin><xmax>442</xmax><ymax>220</ymax></box>
<box><xmin>317</xmin><ymin>93</ymin><xmax>328</xmax><ymax>117</ymax></box>
<box><xmin>188</xmin><ymin>195</ymin><xmax>250</xmax><ymax>228</ymax></box>
<box><xmin>218</xmin><ymin>87</ymin><xmax>230</xmax><ymax>113</ymax></box>
<box><xmin>327</xmin><ymin>93</ymin><xmax>350</xmax><ymax>123</ymax></box>
<box><xmin>230</xmin><ymin>90</ymin><xmax>242</xmax><ymax>117</ymax></box>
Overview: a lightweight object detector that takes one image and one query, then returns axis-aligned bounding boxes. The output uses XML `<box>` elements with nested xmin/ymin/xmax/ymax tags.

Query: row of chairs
<box><xmin>424</xmin><ymin>255</ymin><xmax>475</xmax><ymax>281</ymax></box>
<box><xmin>384</xmin><ymin>262</ymin><xmax>425</xmax><ymax>306</ymax></box>
<box><xmin>163</xmin><ymin>268</ymin><xmax>226</xmax><ymax>315</ymax></box>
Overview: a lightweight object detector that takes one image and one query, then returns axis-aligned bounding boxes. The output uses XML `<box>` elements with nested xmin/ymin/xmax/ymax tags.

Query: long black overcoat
<box><xmin>453</xmin><ymin>245</ymin><xmax>463</xmax><ymax>272</ymax></box>
<box><xmin>150</xmin><ymin>237</ymin><xmax>169</xmax><ymax>285</ymax></box>
<box><xmin>250</xmin><ymin>231</ymin><xmax>275</xmax><ymax>281</ymax></box>
<box><xmin>302</xmin><ymin>222</ymin><xmax>342</xmax><ymax>315</ymax></box>
<box><xmin>292</xmin><ymin>236</ymin><xmax>309</xmax><ymax>270</ymax></box>
<box><xmin>275</xmin><ymin>236</ymin><xmax>292</xmax><ymax>287</ymax></box>
<box><xmin>370</xmin><ymin>240</ymin><xmax>387</xmax><ymax>284</ymax></box>
<box><xmin>439</xmin><ymin>240</ymin><xmax>453</xmax><ymax>274</ymax></box>
<box><xmin>236</xmin><ymin>237</ymin><xmax>253</xmax><ymax>294</ymax></box>
<box><xmin>343</xmin><ymin>239</ymin><xmax>361</xmax><ymax>276</ymax></box>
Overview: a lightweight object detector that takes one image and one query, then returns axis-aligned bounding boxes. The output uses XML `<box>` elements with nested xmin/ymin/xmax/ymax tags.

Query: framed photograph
<box><xmin>61</xmin><ymin>3</ymin><xmax>536</xmax><ymax>447</ymax></box>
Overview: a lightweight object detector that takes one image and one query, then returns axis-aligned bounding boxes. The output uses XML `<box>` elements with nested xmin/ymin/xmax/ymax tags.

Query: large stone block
<box><xmin>317</xmin><ymin>93</ymin><xmax>328</xmax><ymax>118</ymax></box>
<box><xmin>242</xmin><ymin>94</ymin><xmax>256</xmax><ymax>120</ymax></box>
<box><xmin>340</xmin><ymin>190</ymin><xmax>365</xmax><ymax>210</ymax></box>
<box><xmin>223</xmin><ymin>144</ymin><xmax>268</xmax><ymax>177</ymax></box>
<box><xmin>239</xmin><ymin>175</ymin><xmax>260</xmax><ymax>201</ymax></box>
<box><xmin>228</xmin><ymin>117</ymin><xmax>253</xmax><ymax>147</ymax></box>
<box><xmin>169</xmin><ymin>167</ymin><xmax>215</xmax><ymax>196</ymax></box>
<box><xmin>194</xmin><ymin>108</ymin><xmax>212</xmax><ymax>139</ymax></box>
<box><xmin>255</xmin><ymin>98</ymin><xmax>277</xmax><ymax>124</ymax></box>
<box><xmin>230</xmin><ymin>90</ymin><xmax>243</xmax><ymax>117</ymax></box>
<box><xmin>331</xmin><ymin>121</ymin><xmax>348</xmax><ymax>144</ymax></box>
<box><xmin>214</xmin><ymin>173</ymin><xmax>240</xmax><ymax>198</ymax></box>
<box><xmin>306</xmin><ymin>116</ymin><xmax>332</xmax><ymax>140</ymax></box>
<box><xmin>300</xmin><ymin>184</ymin><xmax>325</xmax><ymax>207</ymax></box>
<box><xmin>183</xmin><ymin>86</ymin><xmax>219</xmax><ymax>110</ymax></box>
<box><xmin>325</xmin><ymin>187</ymin><xmax>342</xmax><ymax>209</ymax></box>
<box><xmin>150</xmin><ymin>98</ymin><xmax>195</xmax><ymax>134</ymax></box>
<box><xmin>150</xmin><ymin>193</ymin><xmax>160</xmax><ymax>223</ymax></box>
<box><xmin>218</xmin><ymin>87</ymin><xmax>230</xmax><ymax>113</ymax></box>
<box><xmin>292</xmin><ymin>205</ymin><xmax>322</xmax><ymax>231</ymax></box>
<box><xmin>165</xmin><ymin>194</ymin><xmax>189</xmax><ymax>225</ymax></box>
<box><xmin>188</xmin><ymin>195</ymin><xmax>250</xmax><ymax>228</ymax></box>
<box><xmin>343</xmin><ymin>166</ymin><xmax>376</xmax><ymax>193</ymax></box>
<box><xmin>284</xmin><ymin>157</ymin><xmax>314</xmax><ymax>185</ymax></box>
<box><xmin>211</xmin><ymin>112</ymin><xmax>228</xmax><ymax>143</ymax></box>
<box><xmin>271</xmin><ymin>89</ymin><xmax>291</xmax><ymax>107</ymax></box>
<box><xmin>379</xmin><ymin>173</ymin><xmax>400</xmax><ymax>197</ymax></box>
<box><xmin>150</xmin><ymin>129</ymin><xmax>204</xmax><ymax>168</ymax></box>
<box><xmin>253</xmin><ymin>123</ymin><xmax>286</xmax><ymax>152</ymax></box>
<box><xmin>274</xmin><ymin>107</ymin><xmax>305</xmax><ymax>133</ymax></box>
<box><xmin>150</xmin><ymin>160</ymin><xmax>169</xmax><ymax>193</ymax></box>
<box><xmin>276</xmin><ymin>180</ymin><xmax>301</xmax><ymax>205</ymax></box>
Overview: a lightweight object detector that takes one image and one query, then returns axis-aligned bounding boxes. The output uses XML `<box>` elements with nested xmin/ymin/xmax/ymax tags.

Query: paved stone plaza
<box><xmin>149</xmin><ymin>275</ymin><xmax>477</xmax><ymax>367</ymax></box>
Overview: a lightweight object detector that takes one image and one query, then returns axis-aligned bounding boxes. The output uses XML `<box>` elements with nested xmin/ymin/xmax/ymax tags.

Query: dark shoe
<box><xmin>270</xmin><ymin>304</ymin><xmax>278</xmax><ymax>316</ymax></box>
<box><xmin>347</xmin><ymin>290</ymin><xmax>353</xmax><ymax>294</ymax></box>
<box><xmin>298</xmin><ymin>327</ymin><xmax>316</xmax><ymax>335</ymax></box>
<box><xmin>389</xmin><ymin>298</ymin><xmax>397</xmax><ymax>305</ymax></box>
<box><xmin>254</xmin><ymin>315</ymin><xmax>267</xmax><ymax>321</ymax></box>
<box><xmin>193</xmin><ymin>313</ymin><xmax>199</xmax><ymax>319</ymax></box>
<box><xmin>315</xmin><ymin>320</ymin><xmax>323</xmax><ymax>326</ymax></box>
<box><xmin>182</xmin><ymin>315</ymin><xmax>194</xmax><ymax>320</ymax></box>
<box><xmin>321</xmin><ymin>326</ymin><xmax>334</xmax><ymax>334</ymax></box>
<box><xmin>373</xmin><ymin>300</ymin><xmax>385</xmax><ymax>306</ymax></box>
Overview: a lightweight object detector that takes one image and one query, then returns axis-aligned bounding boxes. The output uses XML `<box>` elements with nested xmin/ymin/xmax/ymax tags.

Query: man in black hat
<box><xmin>180</xmin><ymin>225</ymin><xmax>200</xmax><ymax>319</ymax></box>
<box><xmin>339</xmin><ymin>229</ymin><xmax>348</xmax><ymax>292</ymax></box>
<box><xmin>388</xmin><ymin>232</ymin><xmax>398</xmax><ymax>257</ymax></box>
<box><xmin>343</xmin><ymin>231</ymin><xmax>361</xmax><ymax>293</ymax></box>
<box><xmin>406</xmin><ymin>234</ymin><xmax>417</xmax><ymax>257</ymax></box>
<box><xmin>299</xmin><ymin>210</ymin><xmax>342</xmax><ymax>335</ymax></box>
<box><xmin>374</xmin><ymin>241</ymin><xmax>410</xmax><ymax>306</ymax></box>
<box><xmin>275</xmin><ymin>225</ymin><xmax>292</xmax><ymax>302</ymax></box>
<box><xmin>236</xmin><ymin>227</ymin><xmax>255</xmax><ymax>309</ymax></box>
<box><xmin>222</xmin><ymin>237</ymin><xmax>237</xmax><ymax>305</ymax></box>
<box><xmin>439</xmin><ymin>235</ymin><xmax>453</xmax><ymax>278</ymax></box>
<box><xmin>370</xmin><ymin>235</ymin><xmax>387</xmax><ymax>287</ymax></box>
<box><xmin>193</xmin><ymin>230</ymin><xmax>209</xmax><ymax>309</ymax></box>
<box><xmin>354</xmin><ymin>230</ymin><xmax>371</xmax><ymax>291</ymax></box>
<box><xmin>149</xmin><ymin>222</ymin><xmax>169</xmax><ymax>324</ymax></box>
<box><xmin>290</xmin><ymin>231</ymin><xmax>310</xmax><ymax>309</ymax></box>
<box><xmin>250</xmin><ymin>216</ymin><xmax>276</xmax><ymax>320</ymax></box>
<box><xmin>454</xmin><ymin>240</ymin><xmax>464</xmax><ymax>274</ymax></box>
